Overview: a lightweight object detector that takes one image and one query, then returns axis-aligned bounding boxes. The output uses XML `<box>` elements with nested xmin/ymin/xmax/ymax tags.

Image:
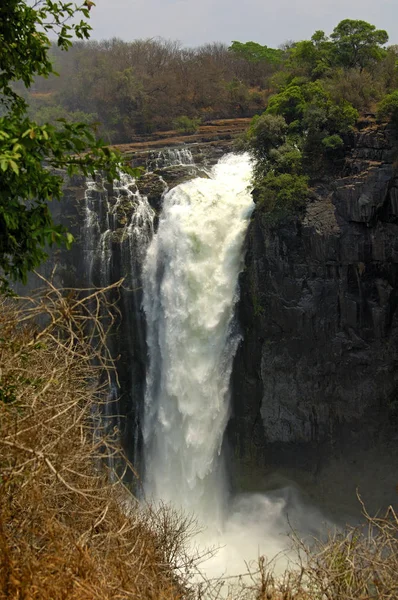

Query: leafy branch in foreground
<box><xmin>0</xmin><ymin>1</ymin><xmax>140</xmax><ymax>293</ymax></box>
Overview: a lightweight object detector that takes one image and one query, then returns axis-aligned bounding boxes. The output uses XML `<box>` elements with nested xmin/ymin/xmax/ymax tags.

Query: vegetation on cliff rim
<box><xmin>173</xmin><ymin>115</ymin><xmax>201</xmax><ymax>135</ymax></box>
<box><xmin>19</xmin><ymin>18</ymin><xmax>397</xmax><ymax>145</ymax></box>
<box><xmin>242</xmin><ymin>19</ymin><xmax>397</xmax><ymax>222</ymax></box>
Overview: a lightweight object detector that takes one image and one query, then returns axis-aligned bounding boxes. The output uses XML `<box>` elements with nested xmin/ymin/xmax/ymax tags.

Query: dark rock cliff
<box><xmin>229</xmin><ymin>124</ymin><xmax>398</xmax><ymax>517</ymax></box>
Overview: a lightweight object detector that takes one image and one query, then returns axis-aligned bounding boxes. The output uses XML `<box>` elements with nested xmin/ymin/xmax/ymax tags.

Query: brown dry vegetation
<box><xmin>0</xmin><ymin>278</ymin><xmax>198</xmax><ymax>600</ymax></box>
<box><xmin>197</xmin><ymin>505</ymin><xmax>398</xmax><ymax>600</ymax></box>
<box><xmin>0</xmin><ymin>278</ymin><xmax>397</xmax><ymax>600</ymax></box>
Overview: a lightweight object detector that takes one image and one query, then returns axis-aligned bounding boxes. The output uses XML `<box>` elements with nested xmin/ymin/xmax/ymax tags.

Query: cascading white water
<box><xmin>83</xmin><ymin>172</ymin><xmax>155</xmax><ymax>287</ymax></box>
<box><xmin>142</xmin><ymin>153</ymin><xmax>331</xmax><ymax>585</ymax></box>
<box><xmin>83</xmin><ymin>172</ymin><xmax>155</xmax><ymax>475</ymax></box>
<box><xmin>147</xmin><ymin>146</ymin><xmax>195</xmax><ymax>171</ymax></box>
<box><xmin>80</xmin><ymin>151</ymin><xmax>330</xmax><ymax>586</ymax></box>
<box><xmin>142</xmin><ymin>153</ymin><xmax>254</xmax><ymax>523</ymax></box>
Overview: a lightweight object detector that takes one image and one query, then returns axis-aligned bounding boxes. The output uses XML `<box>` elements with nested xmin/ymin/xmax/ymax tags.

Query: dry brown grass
<box><xmin>0</xmin><ymin>278</ymin><xmax>197</xmax><ymax>599</ymax></box>
<box><xmin>294</xmin><ymin>500</ymin><xmax>398</xmax><ymax>600</ymax></box>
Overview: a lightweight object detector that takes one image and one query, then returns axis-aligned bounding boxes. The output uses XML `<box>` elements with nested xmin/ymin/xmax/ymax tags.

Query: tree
<box><xmin>287</xmin><ymin>32</ymin><xmax>334</xmax><ymax>79</ymax></box>
<box><xmin>0</xmin><ymin>1</ymin><xmax>139</xmax><ymax>292</ymax></box>
<box><xmin>229</xmin><ymin>41</ymin><xmax>283</xmax><ymax>65</ymax></box>
<box><xmin>246</xmin><ymin>113</ymin><xmax>288</xmax><ymax>160</ymax></box>
<box><xmin>330</xmin><ymin>19</ymin><xmax>388</xmax><ymax>70</ymax></box>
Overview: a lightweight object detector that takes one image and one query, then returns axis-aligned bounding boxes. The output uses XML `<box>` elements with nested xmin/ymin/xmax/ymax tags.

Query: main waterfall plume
<box><xmin>142</xmin><ymin>153</ymin><xmax>254</xmax><ymax>522</ymax></box>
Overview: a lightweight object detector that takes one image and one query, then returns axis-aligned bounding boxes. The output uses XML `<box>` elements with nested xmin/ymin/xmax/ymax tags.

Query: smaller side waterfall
<box><xmin>83</xmin><ymin>173</ymin><xmax>154</xmax><ymax>288</ymax></box>
<box><xmin>146</xmin><ymin>147</ymin><xmax>195</xmax><ymax>171</ymax></box>
<box><xmin>83</xmin><ymin>172</ymin><xmax>155</xmax><ymax>475</ymax></box>
<box><xmin>142</xmin><ymin>153</ymin><xmax>254</xmax><ymax>523</ymax></box>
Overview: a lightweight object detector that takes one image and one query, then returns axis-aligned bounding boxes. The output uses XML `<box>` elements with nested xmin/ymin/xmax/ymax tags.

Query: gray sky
<box><xmin>88</xmin><ymin>0</ymin><xmax>398</xmax><ymax>47</ymax></box>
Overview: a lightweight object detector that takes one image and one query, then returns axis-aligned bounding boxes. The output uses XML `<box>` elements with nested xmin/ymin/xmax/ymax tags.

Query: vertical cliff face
<box><xmin>230</xmin><ymin>124</ymin><xmax>398</xmax><ymax>516</ymax></box>
<box><xmin>27</xmin><ymin>137</ymin><xmax>398</xmax><ymax>514</ymax></box>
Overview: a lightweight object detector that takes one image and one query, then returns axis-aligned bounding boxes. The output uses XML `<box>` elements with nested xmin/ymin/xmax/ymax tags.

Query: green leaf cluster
<box><xmin>284</xmin><ymin>20</ymin><xmax>389</xmax><ymax>80</ymax></box>
<box><xmin>330</xmin><ymin>20</ymin><xmax>388</xmax><ymax>71</ymax></box>
<box><xmin>246</xmin><ymin>80</ymin><xmax>358</xmax><ymax>193</ymax></box>
<box><xmin>377</xmin><ymin>90</ymin><xmax>398</xmax><ymax>126</ymax></box>
<box><xmin>240</xmin><ymin>19</ymin><xmax>392</xmax><ymax>222</ymax></box>
<box><xmin>253</xmin><ymin>172</ymin><xmax>309</xmax><ymax>222</ymax></box>
<box><xmin>0</xmin><ymin>1</ymin><xmax>137</xmax><ymax>292</ymax></box>
<box><xmin>173</xmin><ymin>115</ymin><xmax>201</xmax><ymax>135</ymax></box>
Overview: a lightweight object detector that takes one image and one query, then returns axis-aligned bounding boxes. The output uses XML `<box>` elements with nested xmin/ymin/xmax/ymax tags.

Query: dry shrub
<box><xmin>295</xmin><ymin>499</ymin><xmax>398</xmax><ymax>600</ymax></box>
<box><xmin>234</xmin><ymin>500</ymin><xmax>398</xmax><ymax>600</ymax></box>
<box><xmin>0</xmin><ymin>278</ymin><xmax>196</xmax><ymax>600</ymax></box>
<box><xmin>192</xmin><ymin>501</ymin><xmax>398</xmax><ymax>600</ymax></box>
<box><xmin>323</xmin><ymin>68</ymin><xmax>384</xmax><ymax>112</ymax></box>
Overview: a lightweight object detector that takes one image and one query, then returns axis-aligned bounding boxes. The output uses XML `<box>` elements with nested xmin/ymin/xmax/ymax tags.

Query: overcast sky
<box><xmin>88</xmin><ymin>0</ymin><xmax>398</xmax><ymax>48</ymax></box>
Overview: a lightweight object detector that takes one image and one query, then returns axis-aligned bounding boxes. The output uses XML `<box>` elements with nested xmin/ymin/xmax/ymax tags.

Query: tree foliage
<box><xmin>377</xmin><ymin>90</ymin><xmax>398</xmax><ymax>126</ymax></box>
<box><xmin>330</xmin><ymin>19</ymin><xmax>388</xmax><ymax>70</ymax></box>
<box><xmin>23</xmin><ymin>39</ymin><xmax>276</xmax><ymax>141</ymax></box>
<box><xmin>246</xmin><ymin>114</ymin><xmax>288</xmax><ymax>160</ymax></box>
<box><xmin>252</xmin><ymin>172</ymin><xmax>308</xmax><ymax>221</ymax></box>
<box><xmin>0</xmin><ymin>1</ymin><xmax>138</xmax><ymax>292</ymax></box>
<box><xmin>228</xmin><ymin>41</ymin><xmax>284</xmax><ymax>64</ymax></box>
<box><xmin>241</xmin><ymin>18</ymin><xmax>393</xmax><ymax>221</ymax></box>
<box><xmin>173</xmin><ymin>115</ymin><xmax>201</xmax><ymax>134</ymax></box>
<box><xmin>283</xmin><ymin>20</ymin><xmax>389</xmax><ymax>81</ymax></box>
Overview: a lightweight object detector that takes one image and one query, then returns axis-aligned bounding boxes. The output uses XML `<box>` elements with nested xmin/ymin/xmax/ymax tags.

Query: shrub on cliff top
<box><xmin>377</xmin><ymin>90</ymin><xmax>398</xmax><ymax>126</ymax></box>
<box><xmin>174</xmin><ymin>115</ymin><xmax>201</xmax><ymax>134</ymax></box>
<box><xmin>246</xmin><ymin>113</ymin><xmax>288</xmax><ymax>160</ymax></box>
<box><xmin>253</xmin><ymin>172</ymin><xmax>308</xmax><ymax>221</ymax></box>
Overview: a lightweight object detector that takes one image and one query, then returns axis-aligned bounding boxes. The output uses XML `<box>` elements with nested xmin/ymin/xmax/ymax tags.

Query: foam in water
<box><xmin>83</xmin><ymin>172</ymin><xmax>155</xmax><ymax>474</ymax></box>
<box><xmin>83</xmin><ymin>172</ymin><xmax>155</xmax><ymax>287</ymax></box>
<box><xmin>147</xmin><ymin>146</ymin><xmax>195</xmax><ymax>170</ymax></box>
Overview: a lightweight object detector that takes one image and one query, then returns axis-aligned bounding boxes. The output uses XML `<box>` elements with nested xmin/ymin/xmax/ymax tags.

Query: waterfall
<box><xmin>82</xmin><ymin>147</ymin><xmax>203</xmax><ymax>478</ymax></box>
<box><xmin>146</xmin><ymin>146</ymin><xmax>195</xmax><ymax>171</ymax></box>
<box><xmin>142</xmin><ymin>153</ymin><xmax>254</xmax><ymax>523</ymax></box>
<box><xmin>83</xmin><ymin>172</ymin><xmax>155</xmax><ymax>288</ymax></box>
<box><xmin>79</xmin><ymin>149</ymin><xmax>329</xmax><ymax>581</ymax></box>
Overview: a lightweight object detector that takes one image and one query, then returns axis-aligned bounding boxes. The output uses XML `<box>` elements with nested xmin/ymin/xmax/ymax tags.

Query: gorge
<box><xmin>29</xmin><ymin>123</ymin><xmax>398</xmax><ymax>571</ymax></box>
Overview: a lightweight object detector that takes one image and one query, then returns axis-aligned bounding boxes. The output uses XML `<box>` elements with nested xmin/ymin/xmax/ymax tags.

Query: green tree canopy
<box><xmin>330</xmin><ymin>19</ymin><xmax>388</xmax><ymax>70</ymax></box>
<box><xmin>287</xmin><ymin>32</ymin><xmax>334</xmax><ymax>79</ymax></box>
<box><xmin>229</xmin><ymin>41</ymin><xmax>284</xmax><ymax>64</ymax></box>
<box><xmin>0</xmin><ymin>1</ymin><xmax>137</xmax><ymax>292</ymax></box>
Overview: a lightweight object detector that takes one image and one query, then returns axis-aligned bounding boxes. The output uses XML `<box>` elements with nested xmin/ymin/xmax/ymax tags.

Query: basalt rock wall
<box><xmin>229</xmin><ymin>124</ymin><xmax>398</xmax><ymax>517</ymax></box>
